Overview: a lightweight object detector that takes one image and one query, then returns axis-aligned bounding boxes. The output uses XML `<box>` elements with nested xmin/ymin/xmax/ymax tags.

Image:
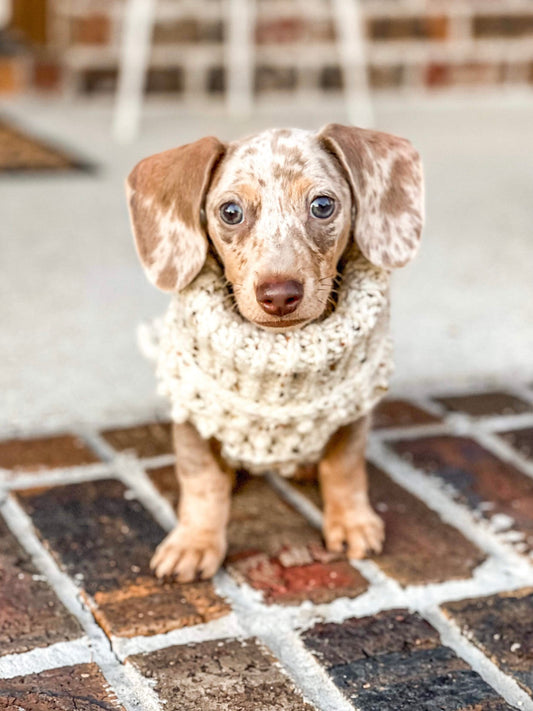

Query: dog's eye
<box><xmin>310</xmin><ymin>196</ymin><xmax>335</xmax><ymax>219</ymax></box>
<box><xmin>220</xmin><ymin>202</ymin><xmax>244</xmax><ymax>225</ymax></box>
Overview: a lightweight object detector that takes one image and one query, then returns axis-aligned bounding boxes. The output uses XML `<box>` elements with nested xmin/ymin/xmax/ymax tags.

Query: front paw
<box><xmin>323</xmin><ymin>503</ymin><xmax>384</xmax><ymax>560</ymax></box>
<box><xmin>150</xmin><ymin>525</ymin><xmax>226</xmax><ymax>582</ymax></box>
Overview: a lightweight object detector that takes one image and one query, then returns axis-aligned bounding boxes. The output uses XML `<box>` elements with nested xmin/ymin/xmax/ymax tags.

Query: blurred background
<box><xmin>1</xmin><ymin>0</ymin><xmax>532</xmax><ymax>432</ymax></box>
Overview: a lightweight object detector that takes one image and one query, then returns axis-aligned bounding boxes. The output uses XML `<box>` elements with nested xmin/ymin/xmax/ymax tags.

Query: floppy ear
<box><xmin>319</xmin><ymin>123</ymin><xmax>424</xmax><ymax>269</ymax></box>
<box><xmin>126</xmin><ymin>136</ymin><xmax>226</xmax><ymax>291</ymax></box>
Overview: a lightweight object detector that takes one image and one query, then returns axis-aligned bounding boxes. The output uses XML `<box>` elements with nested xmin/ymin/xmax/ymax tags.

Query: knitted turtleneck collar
<box><xmin>140</xmin><ymin>249</ymin><xmax>393</xmax><ymax>476</ymax></box>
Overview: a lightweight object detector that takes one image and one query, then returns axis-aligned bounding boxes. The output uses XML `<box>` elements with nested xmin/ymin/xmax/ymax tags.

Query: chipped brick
<box><xmin>293</xmin><ymin>463</ymin><xmax>485</xmax><ymax>586</ymax></box>
<box><xmin>373</xmin><ymin>399</ymin><xmax>440</xmax><ymax>429</ymax></box>
<box><xmin>129</xmin><ymin>638</ymin><xmax>316</xmax><ymax>710</ymax></box>
<box><xmin>302</xmin><ymin>610</ymin><xmax>514</xmax><ymax>710</ymax></box>
<box><xmin>15</xmin><ymin>479</ymin><xmax>229</xmax><ymax>638</ymax></box>
<box><xmin>0</xmin><ymin>663</ymin><xmax>124</xmax><ymax>710</ymax></box>
<box><xmin>435</xmin><ymin>391</ymin><xmax>532</xmax><ymax>417</ymax></box>
<box><xmin>101</xmin><ymin>421</ymin><xmax>173</xmax><ymax>458</ymax></box>
<box><xmin>499</xmin><ymin>426</ymin><xmax>533</xmax><ymax>461</ymax></box>
<box><xmin>149</xmin><ymin>468</ymin><xmax>367</xmax><ymax>605</ymax></box>
<box><xmin>0</xmin><ymin>514</ymin><xmax>82</xmax><ymax>655</ymax></box>
<box><xmin>0</xmin><ymin>434</ymin><xmax>98</xmax><ymax>472</ymax></box>
<box><xmin>392</xmin><ymin>436</ymin><xmax>533</xmax><ymax>556</ymax></box>
<box><xmin>443</xmin><ymin>589</ymin><xmax>533</xmax><ymax>696</ymax></box>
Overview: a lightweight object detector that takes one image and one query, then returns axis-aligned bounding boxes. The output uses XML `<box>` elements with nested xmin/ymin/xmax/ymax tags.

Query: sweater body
<box><xmin>143</xmin><ymin>254</ymin><xmax>393</xmax><ymax>476</ymax></box>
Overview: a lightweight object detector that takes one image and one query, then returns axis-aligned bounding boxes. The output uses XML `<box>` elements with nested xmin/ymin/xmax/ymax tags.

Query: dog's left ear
<box><xmin>319</xmin><ymin>123</ymin><xmax>424</xmax><ymax>269</ymax></box>
<box><xmin>126</xmin><ymin>136</ymin><xmax>226</xmax><ymax>292</ymax></box>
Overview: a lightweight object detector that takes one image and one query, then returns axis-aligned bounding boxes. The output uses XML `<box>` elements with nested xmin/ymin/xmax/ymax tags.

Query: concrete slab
<box><xmin>1</xmin><ymin>93</ymin><xmax>532</xmax><ymax>430</ymax></box>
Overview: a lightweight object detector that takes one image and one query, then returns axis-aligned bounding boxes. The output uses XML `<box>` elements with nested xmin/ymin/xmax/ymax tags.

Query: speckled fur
<box><xmin>126</xmin><ymin>125</ymin><xmax>424</xmax><ymax>583</ymax></box>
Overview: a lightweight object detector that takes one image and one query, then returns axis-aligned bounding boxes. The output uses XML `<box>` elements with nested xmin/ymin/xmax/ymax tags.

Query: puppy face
<box><xmin>127</xmin><ymin>125</ymin><xmax>424</xmax><ymax>325</ymax></box>
<box><xmin>205</xmin><ymin>129</ymin><xmax>353</xmax><ymax>330</ymax></box>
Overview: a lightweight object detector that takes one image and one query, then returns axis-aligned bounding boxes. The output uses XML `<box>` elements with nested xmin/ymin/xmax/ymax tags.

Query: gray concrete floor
<box><xmin>2</xmin><ymin>93</ymin><xmax>533</xmax><ymax>432</ymax></box>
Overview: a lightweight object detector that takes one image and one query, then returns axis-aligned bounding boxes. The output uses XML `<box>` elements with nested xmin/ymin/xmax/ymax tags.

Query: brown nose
<box><xmin>256</xmin><ymin>280</ymin><xmax>304</xmax><ymax>316</ymax></box>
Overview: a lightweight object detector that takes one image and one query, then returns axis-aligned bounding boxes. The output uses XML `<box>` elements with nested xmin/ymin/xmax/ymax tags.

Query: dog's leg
<box><xmin>151</xmin><ymin>422</ymin><xmax>233</xmax><ymax>582</ymax></box>
<box><xmin>319</xmin><ymin>415</ymin><xmax>384</xmax><ymax>559</ymax></box>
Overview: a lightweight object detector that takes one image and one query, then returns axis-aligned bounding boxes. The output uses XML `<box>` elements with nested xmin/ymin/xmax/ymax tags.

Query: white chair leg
<box><xmin>225</xmin><ymin>0</ymin><xmax>255</xmax><ymax>117</ymax></box>
<box><xmin>113</xmin><ymin>0</ymin><xmax>156</xmax><ymax>142</ymax></box>
<box><xmin>331</xmin><ymin>0</ymin><xmax>374</xmax><ymax>128</ymax></box>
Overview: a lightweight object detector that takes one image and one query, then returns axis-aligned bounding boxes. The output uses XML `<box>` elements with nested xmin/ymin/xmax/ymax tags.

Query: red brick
<box><xmin>0</xmin><ymin>514</ymin><xmax>82</xmax><ymax>655</ymax></box>
<box><xmin>256</xmin><ymin>17</ymin><xmax>306</xmax><ymax>43</ymax></box>
<box><xmin>0</xmin><ymin>433</ymin><xmax>98</xmax><ymax>472</ymax></box>
<box><xmin>33</xmin><ymin>59</ymin><xmax>62</xmax><ymax>91</ymax></box>
<box><xmin>442</xmin><ymin>589</ymin><xmax>533</xmax><ymax>696</ymax></box>
<box><xmin>369</xmin><ymin>64</ymin><xmax>405</xmax><ymax>90</ymax></box>
<box><xmin>302</xmin><ymin>610</ymin><xmax>514</xmax><ymax>710</ymax></box>
<box><xmin>255</xmin><ymin>65</ymin><xmax>298</xmax><ymax>92</ymax></box>
<box><xmin>373</xmin><ymin>399</ymin><xmax>440</xmax><ymax>429</ymax></box>
<box><xmin>0</xmin><ymin>663</ymin><xmax>124</xmax><ymax>710</ymax></box>
<box><xmin>15</xmin><ymin>479</ymin><xmax>229</xmax><ymax>638</ymax></box>
<box><xmin>72</xmin><ymin>14</ymin><xmax>111</xmax><ymax>45</ymax></box>
<box><xmin>435</xmin><ymin>391</ymin><xmax>532</xmax><ymax>417</ymax></box>
<box><xmin>149</xmin><ymin>468</ymin><xmax>368</xmax><ymax>605</ymax></box>
<box><xmin>256</xmin><ymin>17</ymin><xmax>334</xmax><ymax>44</ymax></box>
<box><xmin>101</xmin><ymin>421</ymin><xmax>172</xmax><ymax>458</ymax></box>
<box><xmin>369</xmin><ymin>16</ymin><xmax>448</xmax><ymax>41</ymax></box>
<box><xmin>449</xmin><ymin>62</ymin><xmax>503</xmax><ymax>87</ymax></box>
<box><xmin>128</xmin><ymin>638</ymin><xmax>316</xmax><ymax>710</ymax></box>
<box><xmin>153</xmin><ymin>19</ymin><xmax>223</xmax><ymax>44</ymax></box>
<box><xmin>0</xmin><ymin>55</ymin><xmax>27</xmax><ymax>95</ymax></box>
<box><xmin>474</xmin><ymin>15</ymin><xmax>533</xmax><ymax>38</ymax></box>
<box><xmin>293</xmin><ymin>463</ymin><xmax>485</xmax><ymax>586</ymax></box>
<box><xmin>499</xmin><ymin>426</ymin><xmax>533</xmax><ymax>461</ymax></box>
<box><xmin>392</xmin><ymin>436</ymin><xmax>533</xmax><ymax>556</ymax></box>
<box><xmin>426</xmin><ymin>62</ymin><xmax>450</xmax><ymax>87</ymax></box>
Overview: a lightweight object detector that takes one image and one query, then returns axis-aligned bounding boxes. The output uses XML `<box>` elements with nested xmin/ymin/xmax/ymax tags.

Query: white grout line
<box><xmin>0</xmin><ymin>462</ymin><xmax>115</xmax><ymax>491</ymax></box>
<box><xmin>0</xmin><ymin>496</ymin><xmax>152</xmax><ymax>711</ymax></box>
<box><xmin>422</xmin><ymin>606</ymin><xmax>533</xmax><ymax>711</ymax></box>
<box><xmin>75</xmin><ymin>424</ymin><xmax>126</xmax><ymax>463</ymax></box>
<box><xmin>115</xmin><ymin>455</ymin><xmax>178</xmax><ymax>533</ymax></box>
<box><xmin>118</xmin><ymin>663</ymin><xmax>164</xmax><ymax>711</ymax></box>
<box><xmin>112</xmin><ymin>613</ymin><xmax>246</xmax><ymax>661</ymax></box>
<box><xmin>368</xmin><ymin>438</ymin><xmax>533</xmax><ymax>568</ymax></box>
<box><xmin>265</xmin><ymin>471</ymin><xmax>323</xmax><ymax>530</ymax></box>
<box><xmin>0</xmin><ymin>639</ymin><xmax>92</xmax><ymax>680</ymax></box>
<box><xmin>371</xmin><ymin>421</ymin><xmax>450</xmax><ymax>441</ymax></box>
<box><xmin>473</xmin><ymin>428</ymin><xmax>533</xmax><ymax>483</ymax></box>
<box><xmin>0</xmin><ymin>496</ymin><xmax>115</xmax><ymax>653</ymax></box>
<box><xmin>74</xmin><ymin>423</ymin><xmax>179</xmax><ymax>532</ymax></box>
<box><xmin>258</xmin><ymin>630</ymin><xmax>356</xmax><ymax>711</ymax></box>
<box><xmin>2</xmin><ymin>388</ymin><xmax>533</xmax><ymax>708</ymax></box>
<box><xmin>479</xmin><ymin>412</ymin><xmax>533</xmax><ymax>432</ymax></box>
<box><xmin>139</xmin><ymin>453</ymin><xmax>176</xmax><ymax>470</ymax></box>
<box><xmin>506</xmin><ymin>384</ymin><xmax>533</xmax><ymax>409</ymax></box>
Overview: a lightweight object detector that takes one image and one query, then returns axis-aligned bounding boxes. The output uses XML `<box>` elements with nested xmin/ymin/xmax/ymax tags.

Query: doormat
<box><xmin>0</xmin><ymin>117</ymin><xmax>94</xmax><ymax>173</ymax></box>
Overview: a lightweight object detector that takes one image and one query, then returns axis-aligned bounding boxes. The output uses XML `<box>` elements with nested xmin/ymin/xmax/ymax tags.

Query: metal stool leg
<box><xmin>113</xmin><ymin>0</ymin><xmax>156</xmax><ymax>142</ymax></box>
<box><xmin>331</xmin><ymin>0</ymin><xmax>374</xmax><ymax>127</ymax></box>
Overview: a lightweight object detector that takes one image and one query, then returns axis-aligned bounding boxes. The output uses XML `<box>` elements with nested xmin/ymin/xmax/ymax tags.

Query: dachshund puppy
<box><xmin>127</xmin><ymin>124</ymin><xmax>423</xmax><ymax>582</ymax></box>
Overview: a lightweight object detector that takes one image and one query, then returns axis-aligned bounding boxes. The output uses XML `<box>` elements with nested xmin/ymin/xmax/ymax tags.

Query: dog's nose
<box><xmin>256</xmin><ymin>280</ymin><xmax>304</xmax><ymax>316</ymax></box>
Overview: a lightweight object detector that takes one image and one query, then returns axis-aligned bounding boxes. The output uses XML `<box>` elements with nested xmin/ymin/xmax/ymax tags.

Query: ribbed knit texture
<box><xmin>139</xmin><ymin>250</ymin><xmax>393</xmax><ymax>476</ymax></box>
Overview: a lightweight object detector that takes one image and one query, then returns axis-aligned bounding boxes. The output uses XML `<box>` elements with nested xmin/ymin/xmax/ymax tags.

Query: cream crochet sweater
<box><xmin>140</xmin><ymin>250</ymin><xmax>393</xmax><ymax>476</ymax></box>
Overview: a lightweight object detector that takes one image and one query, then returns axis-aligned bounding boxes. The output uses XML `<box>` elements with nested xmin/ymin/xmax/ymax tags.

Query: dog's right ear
<box><xmin>126</xmin><ymin>136</ymin><xmax>225</xmax><ymax>292</ymax></box>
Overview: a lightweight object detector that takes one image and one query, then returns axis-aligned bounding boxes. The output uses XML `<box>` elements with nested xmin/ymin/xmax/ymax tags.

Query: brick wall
<box><xmin>21</xmin><ymin>0</ymin><xmax>533</xmax><ymax>94</ymax></box>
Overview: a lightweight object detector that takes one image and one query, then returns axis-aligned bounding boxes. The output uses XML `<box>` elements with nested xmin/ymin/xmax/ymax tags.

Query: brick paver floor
<box><xmin>1</xmin><ymin>386</ymin><xmax>533</xmax><ymax>710</ymax></box>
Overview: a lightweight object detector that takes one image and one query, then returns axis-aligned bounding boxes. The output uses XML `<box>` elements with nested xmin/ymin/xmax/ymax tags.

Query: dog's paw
<box><xmin>323</xmin><ymin>504</ymin><xmax>384</xmax><ymax>560</ymax></box>
<box><xmin>150</xmin><ymin>526</ymin><xmax>226</xmax><ymax>582</ymax></box>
